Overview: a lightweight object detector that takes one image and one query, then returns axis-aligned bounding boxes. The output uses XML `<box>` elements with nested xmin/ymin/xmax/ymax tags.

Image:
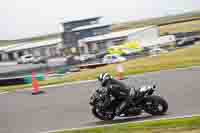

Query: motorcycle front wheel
<box><xmin>91</xmin><ymin>107</ymin><xmax>115</xmax><ymax>121</ymax></box>
<box><xmin>144</xmin><ymin>95</ymin><xmax>168</xmax><ymax>115</ymax></box>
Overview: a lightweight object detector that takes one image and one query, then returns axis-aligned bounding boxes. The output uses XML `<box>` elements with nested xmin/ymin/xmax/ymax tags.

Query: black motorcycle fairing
<box><xmin>90</xmin><ymin>84</ymin><xmax>168</xmax><ymax>120</ymax></box>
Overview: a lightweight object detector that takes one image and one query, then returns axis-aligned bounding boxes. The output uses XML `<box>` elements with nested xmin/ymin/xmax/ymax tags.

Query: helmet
<box><xmin>98</xmin><ymin>73</ymin><xmax>112</xmax><ymax>85</ymax></box>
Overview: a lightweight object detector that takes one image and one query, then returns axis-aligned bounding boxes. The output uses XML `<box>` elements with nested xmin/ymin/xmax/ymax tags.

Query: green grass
<box><xmin>56</xmin><ymin>116</ymin><xmax>200</xmax><ymax>133</ymax></box>
<box><xmin>1</xmin><ymin>43</ymin><xmax>200</xmax><ymax>92</ymax></box>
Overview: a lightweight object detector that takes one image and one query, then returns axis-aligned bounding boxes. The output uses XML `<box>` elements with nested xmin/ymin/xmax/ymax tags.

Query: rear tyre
<box><xmin>144</xmin><ymin>95</ymin><xmax>168</xmax><ymax>115</ymax></box>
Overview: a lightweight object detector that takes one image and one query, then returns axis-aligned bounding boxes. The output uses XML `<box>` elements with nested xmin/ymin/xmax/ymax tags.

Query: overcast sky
<box><xmin>0</xmin><ymin>0</ymin><xmax>199</xmax><ymax>40</ymax></box>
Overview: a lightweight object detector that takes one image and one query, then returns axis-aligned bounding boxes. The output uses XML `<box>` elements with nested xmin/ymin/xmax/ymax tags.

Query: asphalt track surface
<box><xmin>1</xmin><ymin>68</ymin><xmax>200</xmax><ymax>133</ymax></box>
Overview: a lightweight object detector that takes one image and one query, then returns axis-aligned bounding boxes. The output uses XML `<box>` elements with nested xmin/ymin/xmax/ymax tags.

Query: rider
<box><xmin>98</xmin><ymin>72</ymin><xmax>136</xmax><ymax>116</ymax></box>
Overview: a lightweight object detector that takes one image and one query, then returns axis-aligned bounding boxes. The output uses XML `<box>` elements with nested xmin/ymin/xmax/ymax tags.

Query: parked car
<box><xmin>102</xmin><ymin>54</ymin><xmax>127</xmax><ymax>64</ymax></box>
<box><xmin>33</xmin><ymin>56</ymin><xmax>47</xmax><ymax>64</ymax></box>
<box><xmin>65</xmin><ymin>55</ymin><xmax>81</xmax><ymax>65</ymax></box>
<box><xmin>149</xmin><ymin>48</ymin><xmax>168</xmax><ymax>56</ymax></box>
<box><xmin>69</xmin><ymin>66</ymin><xmax>80</xmax><ymax>72</ymax></box>
<box><xmin>95</xmin><ymin>51</ymin><xmax>108</xmax><ymax>58</ymax></box>
<box><xmin>17</xmin><ymin>54</ymin><xmax>35</xmax><ymax>64</ymax></box>
<box><xmin>79</xmin><ymin>54</ymin><xmax>96</xmax><ymax>62</ymax></box>
<box><xmin>176</xmin><ymin>37</ymin><xmax>200</xmax><ymax>47</ymax></box>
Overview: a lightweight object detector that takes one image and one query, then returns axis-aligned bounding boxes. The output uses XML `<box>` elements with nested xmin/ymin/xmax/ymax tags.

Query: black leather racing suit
<box><xmin>101</xmin><ymin>78</ymin><xmax>136</xmax><ymax>116</ymax></box>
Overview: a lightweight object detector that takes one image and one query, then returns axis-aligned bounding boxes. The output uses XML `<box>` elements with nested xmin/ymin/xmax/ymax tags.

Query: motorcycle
<box><xmin>89</xmin><ymin>84</ymin><xmax>168</xmax><ymax>121</ymax></box>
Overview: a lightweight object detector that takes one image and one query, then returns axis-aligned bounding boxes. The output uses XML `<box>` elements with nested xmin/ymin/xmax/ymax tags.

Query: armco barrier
<box><xmin>24</xmin><ymin>74</ymin><xmax>45</xmax><ymax>84</ymax></box>
<box><xmin>0</xmin><ymin>65</ymin><xmax>48</xmax><ymax>78</ymax></box>
<box><xmin>0</xmin><ymin>63</ymin><xmax>72</xmax><ymax>86</ymax></box>
<box><xmin>78</xmin><ymin>63</ymin><xmax>107</xmax><ymax>69</ymax></box>
<box><xmin>0</xmin><ymin>64</ymin><xmax>71</xmax><ymax>78</ymax></box>
<box><xmin>0</xmin><ymin>74</ymin><xmax>45</xmax><ymax>86</ymax></box>
<box><xmin>0</xmin><ymin>76</ymin><xmax>26</xmax><ymax>86</ymax></box>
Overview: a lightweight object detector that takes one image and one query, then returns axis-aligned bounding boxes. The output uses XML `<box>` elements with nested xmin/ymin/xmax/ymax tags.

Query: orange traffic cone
<box><xmin>118</xmin><ymin>72</ymin><xmax>124</xmax><ymax>80</ymax></box>
<box><xmin>116</xmin><ymin>64</ymin><xmax>126</xmax><ymax>80</ymax></box>
<box><xmin>32</xmin><ymin>71</ymin><xmax>44</xmax><ymax>95</ymax></box>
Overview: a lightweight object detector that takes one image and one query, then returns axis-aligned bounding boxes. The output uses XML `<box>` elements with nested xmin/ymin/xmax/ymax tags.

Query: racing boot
<box><xmin>115</xmin><ymin>100</ymin><xmax>128</xmax><ymax>116</ymax></box>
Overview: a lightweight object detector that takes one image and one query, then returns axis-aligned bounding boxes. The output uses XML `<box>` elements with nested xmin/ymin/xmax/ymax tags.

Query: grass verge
<box><xmin>1</xmin><ymin>43</ymin><xmax>200</xmax><ymax>92</ymax></box>
<box><xmin>56</xmin><ymin>116</ymin><xmax>200</xmax><ymax>133</ymax></box>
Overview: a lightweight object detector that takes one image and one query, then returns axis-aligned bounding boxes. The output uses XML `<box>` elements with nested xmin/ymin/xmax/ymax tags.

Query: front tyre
<box><xmin>91</xmin><ymin>107</ymin><xmax>115</xmax><ymax>121</ymax></box>
<box><xmin>144</xmin><ymin>95</ymin><xmax>168</xmax><ymax>115</ymax></box>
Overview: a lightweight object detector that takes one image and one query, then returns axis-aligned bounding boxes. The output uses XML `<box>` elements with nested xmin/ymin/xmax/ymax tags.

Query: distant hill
<box><xmin>0</xmin><ymin>40</ymin><xmax>17</xmax><ymax>47</ymax></box>
<box><xmin>0</xmin><ymin>33</ymin><xmax>61</xmax><ymax>47</ymax></box>
<box><xmin>1</xmin><ymin>10</ymin><xmax>200</xmax><ymax>47</ymax></box>
<box><xmin>112</xmin><ymin>10</ymin><xmax>200</xmax><ymax>31</ymax></box>
<box><xmin>14</xmin><ymin>33</ymin><xmax>61</xmax><ymax>43</ymax></box>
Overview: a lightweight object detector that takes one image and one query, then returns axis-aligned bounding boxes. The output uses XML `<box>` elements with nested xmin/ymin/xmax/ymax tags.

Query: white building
<box><xmin>0</xmin><ymin>38</ymin><xmax>63</xmax><ymax>61</ymax></box>
<box><xmin>78</xmin><ymin>25</ymin><xmax>176</xmax><ymax>55</ymax></box>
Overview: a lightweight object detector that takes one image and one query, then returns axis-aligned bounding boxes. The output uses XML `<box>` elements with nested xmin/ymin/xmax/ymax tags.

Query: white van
<box><xmin>149</xmin><ymin>48</ymin><xmax>168</xmax><ymax>56</ymax></box>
